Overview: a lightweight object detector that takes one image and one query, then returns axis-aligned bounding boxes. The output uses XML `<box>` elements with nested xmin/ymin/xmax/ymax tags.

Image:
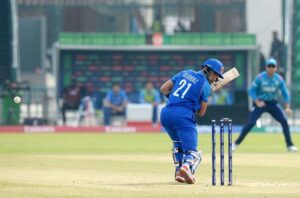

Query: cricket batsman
<box><xmin>233</xmin><ymin>58</ymin><xmax>298</xmax><ymax>152</ymax></box>
<box><xmin>160</xmin><ymin>58</ymin><xmax>224</xmax><ymax>184</ymax></box>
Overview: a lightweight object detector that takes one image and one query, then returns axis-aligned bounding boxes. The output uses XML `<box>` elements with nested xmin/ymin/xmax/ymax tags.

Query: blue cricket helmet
<box><xmin>266</xmin><ymin>58</ymin><xmax>277</xmax><ymax>66</ymax></box>
<box><xmin>202</xmin><ymin>58</ymin><xmax>224</xmax><ymax>79</ymax></box>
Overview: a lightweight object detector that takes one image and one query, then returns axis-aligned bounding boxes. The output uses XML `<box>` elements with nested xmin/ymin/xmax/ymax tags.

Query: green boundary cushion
<box><xmin>59</xmin><ymin>33</ymin><xmax>255</xmax><ymax>46</ymax></box>
<box><xmin>60</xmin><ymin>33</ymin><xmax>146</xmax><ymax>45</ymax></box>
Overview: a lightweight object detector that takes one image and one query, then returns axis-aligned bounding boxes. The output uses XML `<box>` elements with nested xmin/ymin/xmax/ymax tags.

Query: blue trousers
<box><xmin>152</xmin><ymin>105</ymin><xmax>158</xmax><ymax>124</ymax></box>
<box><xmin>103</xmin><ymin>107</ymin><xmax>126</xmax><ymax>126</ymax></box>
<box><xmin>160</xmin><ymin>106</ymin><xmax>198</xmax><ymax>154</ymax></box>
<box><xmin>235</xmin><ymin>101</ymin><xmax>294</xmax><ymax>147</ymax></box>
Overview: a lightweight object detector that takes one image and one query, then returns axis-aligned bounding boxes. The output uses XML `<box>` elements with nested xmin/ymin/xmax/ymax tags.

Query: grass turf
<box><xmin>0</xmin><ymin>133</ymin><xmax>299</xmax><ymax>198</ymax></box>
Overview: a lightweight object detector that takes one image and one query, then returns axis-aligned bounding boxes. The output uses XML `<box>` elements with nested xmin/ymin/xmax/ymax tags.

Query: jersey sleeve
<box><xmin>201</xmin><ymin>81</ymin><xmax>211</xmax><ymax>103</ymax></box>
<box><xmin>121</xmin><ymin>90</ymin><xmax>128</xmax><ymax>102</ymax></box>
<box><xmin>279</xmin><ymin>78</ymin><xmax>291</xmax><ymax>103</ymax></box>
<box><xmin>194</xmin><ymin>81</ymin><xmax>210</xmax><ymax>112</ymax></box>
<box><xmin>249</xmin><ymin>75</ymin><xmax>260</xmax><ymax>101</ymax></box>
<box><xmin>170</xmin><ymin>71</ymin><xmax>182</xmax><ymax>83</ymax></box>
<box><xmin>105</xmin><ymin>91</ymin><xmax>112</xmax><ymax>102</ymax></box>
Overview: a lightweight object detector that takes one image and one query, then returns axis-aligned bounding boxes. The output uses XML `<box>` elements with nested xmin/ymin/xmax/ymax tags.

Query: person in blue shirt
<box><xmin>103</xmin><ymin>83</ymin><xmax>128</xmax><ymax>126</ymax></box>
<box><xmin>160</xmin><ymin>58</ymin><xmax>224</xmax><ymax>184</ymax></box>
<box><xmin>139</xmin><ymin>81</ymin><xmax>161</xmax><ymax>125</ymax></box>
<box><xmin>233</xmin><ymin>58</ymin><xmax>298</xmax><ymax>152</ymax></box>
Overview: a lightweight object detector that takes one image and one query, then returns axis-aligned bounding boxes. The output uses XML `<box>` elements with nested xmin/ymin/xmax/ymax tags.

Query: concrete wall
<box><xmin>246</xmin><ymin>0</ymin><xmax>282</xmax><ymax>58</ymax></box>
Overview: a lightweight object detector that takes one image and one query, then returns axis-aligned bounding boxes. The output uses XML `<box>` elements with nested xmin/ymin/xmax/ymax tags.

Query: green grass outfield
<box><xmin>0</xmin><ymin>133</ymin><xmax>299</xmax><ymax>198</ymax></box>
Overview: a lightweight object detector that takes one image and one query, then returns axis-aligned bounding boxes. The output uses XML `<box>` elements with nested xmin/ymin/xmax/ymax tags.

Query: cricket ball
<box><xmin>13</xmin><ymin>96</ymin><xmax>22</xmax><ymax>104</ymax></box>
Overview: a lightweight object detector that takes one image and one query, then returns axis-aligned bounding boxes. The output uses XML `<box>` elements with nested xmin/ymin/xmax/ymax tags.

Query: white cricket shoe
<box><xmin>232</xmin><ymin>143</ymin><xmax>238</xmax><ymax>151</ymax></box>
<box><xmin>287</xmin><ymin>145</ymin><xmax>299</xmax><ymax>152</ymax></box>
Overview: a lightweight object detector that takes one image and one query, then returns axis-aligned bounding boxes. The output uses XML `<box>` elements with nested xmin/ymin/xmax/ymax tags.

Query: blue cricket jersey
<box><xmin>166</xmin><ymin>70</ymin><xmax>211</xmax><ymax>113</ymax></box>
<box><xmin>249</xmin><ymin>71</ymin><xmax>290</xmax><ymax>103</ymax></box>
<box><xmin>105</xmin><ymin>90</ymin><xmax>128</xmax><ymax>106</ymax></box>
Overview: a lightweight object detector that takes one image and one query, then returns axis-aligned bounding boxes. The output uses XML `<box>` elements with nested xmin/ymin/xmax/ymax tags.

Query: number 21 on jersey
<box><xmin>173</xmin><ymin>79</ymin><xmax>192</xmax><ymax>99</ymax></box>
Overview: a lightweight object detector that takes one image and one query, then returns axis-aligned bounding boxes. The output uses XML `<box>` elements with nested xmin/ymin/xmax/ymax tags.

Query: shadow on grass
<box><xmin>100</xmin><ymin>181</ymin><xmax>187</xmax><ymax>186</ymax></box>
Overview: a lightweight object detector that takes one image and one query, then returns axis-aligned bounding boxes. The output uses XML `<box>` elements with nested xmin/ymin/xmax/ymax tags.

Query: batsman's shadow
<box><xmin>103</xmin><ymin>182</ymin><xmax>183</xmax><ymax>187</ymax></box>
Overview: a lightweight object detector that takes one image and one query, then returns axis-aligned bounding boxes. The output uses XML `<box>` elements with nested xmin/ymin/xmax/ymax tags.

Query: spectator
<box><xmin>270</xmin><ymin>31</ymin><xmax>286</xmax><ymax>76</ymax></box>
<box><xmin>139</xmin><ymin>81</ymin><xmax>161</xmax><ymax>125</ymax></box>
<box><xmin>61</xmin><ymin>83</ymin><xmax>83</xmax><ymax>125</ymax></box>
<box><xmin>85</xmin><ymin>83</ymin><xmax>101</xmax><ymax>111</ymax></box>
<box><xmin>258</xmin><ymin>45</ymin><xmax>266</xmax><ymax>72</ymax></box>
<box><xmin>210</xmin><ymin>88</ymin><xmax>233</xmax><ymax>105</ymax></box>
<box><xmin>77</xmin><ymin>83</ymin><xmax>101</xmax><ymax>126</ymax></box>
<box><xmin>103</xmin><ymin>83</ymin><xmax>128</xmax><ymax>126</ymax></box>
<box><xmin>175</xmin><ymin>21</ymin><xmax>188</xmax><ymax>33</ymax></box>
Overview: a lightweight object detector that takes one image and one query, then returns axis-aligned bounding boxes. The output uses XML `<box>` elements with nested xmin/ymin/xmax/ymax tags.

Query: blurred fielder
<box><xmin>233</xmin><ymin>58</ymin><xmax>298</xmax><ymax>152</ymax></box>
<box><xmin>160</xmin><ymin>58</ymin><xmax>224</xmax><ymax>184</ymax></box>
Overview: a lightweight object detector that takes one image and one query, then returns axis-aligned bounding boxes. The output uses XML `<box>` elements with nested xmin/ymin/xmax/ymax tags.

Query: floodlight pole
<box><xmin>10</xmin><ymin>0</ymin><xmax>20</xmax><ymax>82</ymax></box>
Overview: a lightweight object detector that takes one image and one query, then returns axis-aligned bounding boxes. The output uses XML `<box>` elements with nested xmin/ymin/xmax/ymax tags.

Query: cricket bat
<box><xmin>211</xmin><ymin>67</ymin><xmax>240</xmax><ymax>92</ymax></box>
